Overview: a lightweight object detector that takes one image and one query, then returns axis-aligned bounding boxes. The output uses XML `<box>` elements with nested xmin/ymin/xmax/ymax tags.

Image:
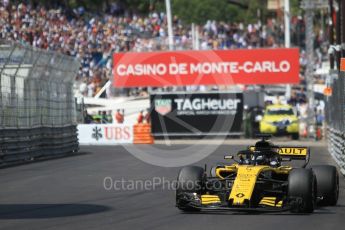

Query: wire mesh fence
<box><xmin>0</xmin><ymin>40</ymin><xmax>79</xmax><ymax>128</ymax></box>
<box><xmin>0</xmin><ymin>40</ymin><xmax>80</xmax><ymax>165</ymax></box>
<box><xmin>326</xmin><ymin>72</ymin><xmax>345</xmax><ymax>131</ymax></box>
<box><xmin>326</xmin><ymin>71</ymin><xmax>345</xmax><ymax>175</ymax></box>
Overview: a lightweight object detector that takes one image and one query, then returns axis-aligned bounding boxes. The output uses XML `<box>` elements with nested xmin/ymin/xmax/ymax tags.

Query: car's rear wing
<box><xmin>248</xmin><ymin>146</ymin><xmax>310</xmax><ymax>167</ymax></box>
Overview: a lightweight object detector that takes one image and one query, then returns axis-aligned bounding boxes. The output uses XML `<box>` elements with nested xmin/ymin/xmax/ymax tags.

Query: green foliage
<box><xmin>116</xmin><ymin>0</ymin><xmax>153</xmax><ymax>14</ymax></box>
<box><xmin>26</xmin><ymin>0</ymin><xmax>304</xmax><ymax>25</ymax></box>
<box><xmin>170</xmin><ymin>0</ymin><xmax>247</xmax><ymax>24</ymax></box>
<box><xmin>290</xmin><ymin>0</ymin><xmax>302</xmax><ymax>16</ymax></box>
<box><xmin>243</xmin><ymin>0</ymin><xmax>267</xmax><ymax>24</ymax></box>
<box><xmin>168</xmin><ymin>0</ymin><xmax>305</xmax><ymax>25</ymax></box>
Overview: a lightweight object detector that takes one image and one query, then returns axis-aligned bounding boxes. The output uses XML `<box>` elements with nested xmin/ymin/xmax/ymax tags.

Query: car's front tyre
<box><xmin>176</xmin><ymin>166</ymin><xmax>204</xmax><ymax>212</ymax></box>
<box><xmin>288</xmin><ymin>168</ymin><xmax>316</xmax><ymax>213</ymax></box>
<box><xmin>312</xmin><ymin>165</ymin><xmax>339</xmax><ymax>206</ymax></box>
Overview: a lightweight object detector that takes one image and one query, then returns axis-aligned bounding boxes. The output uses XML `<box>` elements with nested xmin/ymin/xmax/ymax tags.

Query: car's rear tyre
<box><xmin>312</xmin><ymin>165</ymin><xmax>339</xmax><ymax>206</ymax></box>
<box><xmin>288</xmin><ymin>168</ymin><xmax>316</xmax><ymax>213</ymax></box>
<box><xmin>292</xmin><ymin>133</ymin><xmax>299</xmax><ymax>140</ymax></box>
<box><xmin>176</xmin><ymin>166</ymin><xmax>204</xmax><ymax>211</ymax></box>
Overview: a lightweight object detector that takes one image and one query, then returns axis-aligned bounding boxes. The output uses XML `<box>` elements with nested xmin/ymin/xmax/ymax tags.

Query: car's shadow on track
<box><xmin>0</xmin><ymin>203</ymin><xmax>111</xmax><ymax>219</ymax></box>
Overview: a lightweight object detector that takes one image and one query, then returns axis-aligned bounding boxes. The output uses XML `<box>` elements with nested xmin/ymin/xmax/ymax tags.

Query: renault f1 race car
<box><xmin>176</xmin><ymin>135</ymin><xmax>339</xmax><ymax>213</ymax></box>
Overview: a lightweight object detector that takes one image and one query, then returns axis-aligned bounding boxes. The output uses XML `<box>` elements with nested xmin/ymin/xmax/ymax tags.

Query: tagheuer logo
<box><xmin>92</xmin><ymin>126</ymin><xmax>102</xmax><ymax>140</ymax></box>
<box><xmin>155</xmin><ymin>99</ymin><xmax>172</xmax><ymax>115</ymax></box>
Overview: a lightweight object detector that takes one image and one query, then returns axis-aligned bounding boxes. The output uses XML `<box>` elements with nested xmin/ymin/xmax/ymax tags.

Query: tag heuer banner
<box><xmin>150</xmin><ymin>92</ymin><xmax>243</xmax><ymax>136</ymax></box>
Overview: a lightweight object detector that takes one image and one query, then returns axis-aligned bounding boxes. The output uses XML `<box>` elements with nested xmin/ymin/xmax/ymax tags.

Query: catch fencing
<box><xmin>0</xmin><ymin>40</ymin><xmax>79</xmax><ymax>165</ymax></box>
<box><xmin>326</xmin><ymin>69</ymin><xmax>345</xmax><ymax>175</ymax></box>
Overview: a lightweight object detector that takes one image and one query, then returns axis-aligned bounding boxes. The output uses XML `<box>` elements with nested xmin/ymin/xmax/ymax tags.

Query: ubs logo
<box><xmin>92</xmin><ymin>126</ymin><xmax>102</xmax><ymax>141</ymax></box>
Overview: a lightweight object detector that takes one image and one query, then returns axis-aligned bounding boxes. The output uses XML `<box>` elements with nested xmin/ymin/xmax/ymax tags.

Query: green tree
<box><xmin>169</xmin><ymin>0</ymin><xmax>247</xmax><ymax>24</ymax></box>
<box><xmin>25</xmin><ymin>0</ymin><xmax>303</xmax><ymax>25</ymax></box>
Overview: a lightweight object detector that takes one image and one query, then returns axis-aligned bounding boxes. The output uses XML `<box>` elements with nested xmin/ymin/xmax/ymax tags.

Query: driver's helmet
<box><xmin>254</xmin><ymin>140</ymin><xmax>273</xmax><ymax>150</ymax></box>
<box><xmin>253</xmin><ymin>140</ymin><xmax>274</xmax><ymax>165</ymax></box>
<box><xmin>254</xmin><ymin>140</ymin><xmax>281</xmax><ymax>166</ymax></box>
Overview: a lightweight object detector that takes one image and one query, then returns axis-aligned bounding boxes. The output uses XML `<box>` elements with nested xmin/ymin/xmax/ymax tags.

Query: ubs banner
<box><xmin>150</xmin><ymin>92</ymin><xmax>243</xmax><ymax>136</ymax></box>
<box><xmin>78</xmin><ymin>124</ymin><xmax>133</xmax><ymax>145</ymax></box>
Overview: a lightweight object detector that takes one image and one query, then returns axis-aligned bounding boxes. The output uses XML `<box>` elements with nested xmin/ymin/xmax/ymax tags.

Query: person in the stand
<box><xmin>288</xmin><ymin>91</ymin><xmax>298</xmax><ymax>106</ymax></box>
<box><xmin>101</xmin><ymin>111</ymin><xmax>108</xmax><ymax>123</ymax></box>
<box><xmin>106</xmin><ymin>110</ymin><xmax>113</xmax><ymax>124</ymax></box>
<box><xmin>315</xmin><ymin>109</ymin><xmax>324</xmax><ymax>140</ymax></box>
<box><xmin>144</xmin><ymin>109</ymin><xmax>150</xmax><ymax>124</ymax></box>
<box><xmin>243</xmin><ymin>105</ymin><xmax>251</xmax><ymax>138</ymax></box>
<box><xmin>92</xmin><ymin>111</ymin><xmax>103</xmax><ymax>123</ymax></box>
<box><xmin>137</xmin><ymin>110</ymin><xmax>144</xmax><ymax>124</ymax></box>
<box><xmin>83</xmin><ymin>110</ymin><xmax>93</xmax><ymax>124</ymax></box>
<box><xmin>115</xmin><ymin>109</ymin><xmax>124</xmax><ymax>124</ymax></box>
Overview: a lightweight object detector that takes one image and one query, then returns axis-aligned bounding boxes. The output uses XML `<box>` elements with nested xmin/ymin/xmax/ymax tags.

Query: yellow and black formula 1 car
<box><xmin>176</xmin><ymin>135</ymin><xmax>339</xmax><ymax>213</ymax></box>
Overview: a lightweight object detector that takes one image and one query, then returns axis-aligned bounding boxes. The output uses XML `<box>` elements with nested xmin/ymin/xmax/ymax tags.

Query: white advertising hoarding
<box><xmin>78</xmin><ymin>124</ymin><xmax>133</xmax><ymax>145</ymax></box>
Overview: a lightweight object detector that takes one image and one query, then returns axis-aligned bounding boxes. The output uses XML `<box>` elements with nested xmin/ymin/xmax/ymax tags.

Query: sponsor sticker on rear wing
<box><xmin>277</xmin><ymin>147</ymin><xmax>309</xmax><ymax>158</ymax></box>
<box><xmin>249</xmin><ymin>146</ymin><xmax>310</xmax><ymax>163</ymax></box>
<box><xmin>277</xmin><ymin>147</ymin><xmax>310</xmax><ymax>167</ymax></box>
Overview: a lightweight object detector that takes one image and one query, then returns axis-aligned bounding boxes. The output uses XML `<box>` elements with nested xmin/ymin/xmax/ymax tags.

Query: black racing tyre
<box><xmin>312</xmin><ymin>165</ymin><xmax>339</xmax><ymax>206</ymax></box>
<box><xmin>176</xmin><ymin>166</ymin><xmax>204</xmax><ymax>211</ymax></box>
<box><xmin>292</xmin><ymin>133</ymin><xmax>299</xmax><ymax>140</ymax></box>
<box><xmin>288</xmin><ymin>168</ymin><xmax>316</xmax><ymax>213</ymax></box>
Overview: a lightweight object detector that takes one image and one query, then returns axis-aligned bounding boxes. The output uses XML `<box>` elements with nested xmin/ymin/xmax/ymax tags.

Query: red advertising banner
<box><xmin>113</xmin><ymin>48</ymin><xmax>299</xmax><ymax>88</ymax></box>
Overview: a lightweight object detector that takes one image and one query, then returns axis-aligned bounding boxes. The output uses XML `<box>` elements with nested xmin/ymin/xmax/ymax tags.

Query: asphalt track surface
<box><xmin>0</xmin><ymin>141</ymin><xmax>344</xmax><ymax>230</ymax></box>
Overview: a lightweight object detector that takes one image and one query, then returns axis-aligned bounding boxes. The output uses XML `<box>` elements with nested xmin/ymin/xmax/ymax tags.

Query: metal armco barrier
<box><xmin>0</xmin><ymin>126</ymin><xmax>78</xmax><ymax>163</ymax></box>
<box><xmin>327</xmin><ymin>128</ymin><xmax>345</xmax><ymax>175</ymax></box>
<box><xmin>0</xmin><ymin>40</ymin><xmax>80</xmax><ymax>166</ymax></box>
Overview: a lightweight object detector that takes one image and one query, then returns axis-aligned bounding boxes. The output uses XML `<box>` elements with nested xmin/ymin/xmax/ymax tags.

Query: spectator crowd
<box><xmin>0</xmin><ymin>2</ymin><xmax>314</xmax><ymax>98</ymax></box>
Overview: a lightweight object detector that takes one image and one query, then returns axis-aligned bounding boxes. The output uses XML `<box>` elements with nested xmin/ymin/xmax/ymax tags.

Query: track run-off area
<box><xmin>0</xmin><ymin>139</ymin><xmax>344</xmax><ymax>230</ymax></box>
